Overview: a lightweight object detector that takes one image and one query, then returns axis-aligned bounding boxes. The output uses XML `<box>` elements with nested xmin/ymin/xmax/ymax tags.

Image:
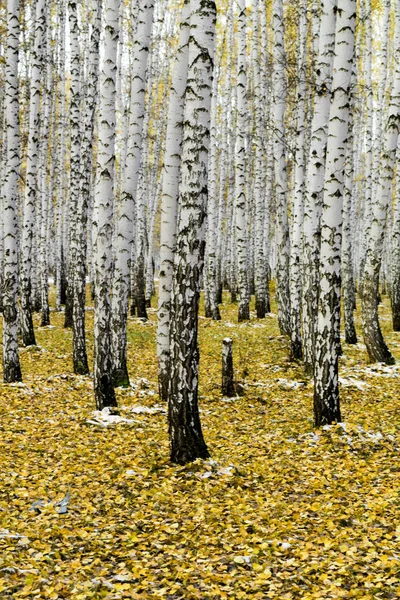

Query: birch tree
<box><xmin>20</xmin><ymin>0</ymin><xmax>46</xmax><ymax>347</ymax></box>
<box><xmin>314</xmin><ymin>0</ymin><xmax>356</xmax><ymax>426</ymax></box>
<box><xmin>2</xmin><ymin>0</ymin><xmax>22</xmax><ymax>383</ymax></box>
<box><xmin>235</xmin><ymin>0</ymin><xmax>250</xmax><ymax>322</ymax></box>
<box><xmin>157</xmin><ymin>0</ymin><xmax>190</xmax><ymax>402</ymax></box>
<box><xmin>361</xmin><ymin>0</ymin><xmax>400</xmax><ymax>365</ymax></box>
<box><xmin>302</xmin><ymin>0</ymin><xmax>337</xmax><ymax>373</ymax></box>
<box><xmin>272</xmin><ymin>0</ymin><xmax>290</xmax><ymax>336</ymax></box>
<box><xmin>111</xmin><ymin>0</ymin><xmax>154</xmax><ymax>387</ymax></box>
<box><xmin>289</xmin><ymin>0</ymin><xmax>307</xmax><ymax>359</ymax></box>
<box><xmin>92</xmin><ymin>0</ymin><xmax>120</xmax><ymax>410</ymax></box>
<box><xmin>168</xmin><ymin>0</ymin><xmax>216</xmax><ymax>464</ymax></box>
<box><xmin>72</xmin><ymin>0</ymin><xmax>102</xmax><ymax>375</ymax></box>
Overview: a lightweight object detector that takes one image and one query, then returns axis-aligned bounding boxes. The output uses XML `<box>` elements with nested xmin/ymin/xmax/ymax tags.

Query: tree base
<box><xmin>3</xmin><ymin>363</ymin><xmax>22</xmax><ymax>384</ymax></box>
<box><xmin>170</xmin><ymin>442</ymin><xmax>210</xmax><ymax>466</ymax></box>
<box><xmin>112</xmin><ymin>365</ymin><xmax>130</xmax><ymax>388</ymax></box>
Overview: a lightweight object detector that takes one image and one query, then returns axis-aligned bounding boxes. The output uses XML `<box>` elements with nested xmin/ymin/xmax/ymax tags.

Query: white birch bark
<box><xmin>55</xmin><ymin>0</ymin><xmax>67</xmax><ymax>311</ymax></box>
<box><xmin>38</xmin><ymin>0</ymin><xmax>51</xmax><ymax>328</ymax></box>
<box><xmin>314</xmin><ymin>0</ymin><xmax>356</xmax><ymax>426</ymax></box>
<box><xmin>253</xmin><ymin>0</ymin><xmax>267</xmax><ymax>319</ymax></box>
<box><xmin>168</xmin><ymin>0</ymin><xmax>216</xmax><ymax>464</ymax></box>
<box><xmin>361</xmin><ymin>0</ymin><xmax>400</xmax><ymax>365</ymax></box>
<box><xmin>157</xmin><ymin>0</ymin><xmax>190</xmax><ymax>402</ymax></box>
<box><xmin>342</xmin><ymin>60</ymin><xmax>358</xmax><ymax>345</ymax></box>
<box><xmin>111</xmin><ymin>0</ymin><xmax>154</xmax><ymax>387</ymax></box>
<box><xmin>359</xmin><ymin>0</ymin><xmax>374</xmax><ymax>276</ymax></box>
<box><xmin>20</xmin><ymin>0</ymin><xmax>46</xmax><ymax>347</ymax></box>
<box><xmin>2</xmin><ymin>0</ymin><xmax>22</xmax><ymax>382</ymax></box>
<box><xmin>272</xmin><ymin>0</ymin><xmax>290</xmax><ymax>335</ymax></box>
<box><xmin>235</xmin><ymin>0</ymin><xmax>250</xmax><ymax>322</ymax></box>
<box><xmin>390</xmin><ymin>145</ymin><xmax>400</xmax><ymax>330</ymax></box>
<box><xmin>64</xmin><ymin>0</ymin><xmax>81</xmax><ymax>329</ymax></box>
<box><xmin>301</xmin><ymin>0</ymin><xmax>337</xmax><ymax>373</ymax></box>
<box><xmin>72</xmin><ymin>0</ymin><xmax>102</xmax><ymax>375</ymax></box>
<box><xmin>205</xmin><ymin>61</ymin><xmax>221</xmax><ymax>321</ymax></box>
<box><xmin>289</xmin><ymin>0</ymin><xmax>307</xmax><ymax>358</ymax></box>
<box><xmin>93</xmin><ymin>0</ymin><xmax>120</xmax><ymax>410</ymax></box>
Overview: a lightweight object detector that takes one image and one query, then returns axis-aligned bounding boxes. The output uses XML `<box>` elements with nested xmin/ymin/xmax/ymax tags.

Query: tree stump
<box><xmin>222</xmin><ymin>338</ymin><xmax>235</xmax><ymax>397</ymax></box>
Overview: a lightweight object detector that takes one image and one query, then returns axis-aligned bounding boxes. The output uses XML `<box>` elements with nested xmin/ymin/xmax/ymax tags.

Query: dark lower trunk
<box><xmin>238</xmin><ymin>302</ymin><xmax>250</xmax><ymax>322</ymax></box>
<box><xmin>60</xmin><ymin>258</ymin><xmax>67</xmax><ymax>306</ymax></box>
<box><xmin>391</xmin><ymin>274</ymin><xmax>400</xmax><ymax>331</ymax></box>
<box><xmin>211</xmin><ymin>306</ymin><xmax>221</xmax><ymax>320</ymax></box>
<box><xmin>41</xmin><ymin>307</ymin><xmax>50</xmax><ymax>327</ymax></box>
<box><xmin>95</xmin><ymin>372</ymin><xmax>118</xmax><ymax>411</ymax></box>
<box><xmin>314</xmin><ymin>295</ymin><xmax>342</xmax><ymax>427</ymax></box>
<box><xmin>256</xmin><ymin>296</ymin><xmax>266</xmax><ymax>319</ymax></box>
<box><xmin>73</xmin><ymin>264</ymin><xmax>89</xmax><ymax>376</ymax></box>
<box><xmin>230</xmin><ymin>289</ymin><xmax>237</xmax><ymax>303</ymax></box>
<box><xmin>343</xmin><ymin>265</ymin><xmax>357</xmax><ymax>344</ymax></box>
<box><xmin>216</xmin><ymin>283</ymin><xmax>222</xmax><ymax>304</ymax></box>
<box><xmin>168</xmin><ymin>277</ymin><xmax>209</xmax><ymax>465</ymax></box>
<box><xmin>361</xmin><ymin>274</ymin><xmax>394</xmax><ymax>364</ymax></box>
<box><xmin>222</xmin><ymin>338</ymin><xmax>235</xmax><ymax>396</ymax></box>
<box><xmin>64</xmin><ymin>285</ymin><xmax>73</xmax><ymax>328</ymax></box>
<box><xmin>20</xmin><ymin>280</ymin><xmax>36</xmax><ymax>347</ymax></box>
<box><xmin>136</xmin><ymin>257</ymin><xmax>148</xmax><ymax>320</ymax></box>
<box><xmin>3</xmin><ymin>301</ymin><xmax>22</xmax><ymax>383</ymax></box>
<box><xmin>314</xmin><ymin>384</ymin><xmax>341</xmax><ymax>427</ymax></box>
<box><xmin>290</xmin><ymin>338</ymin><xmax>303</xmax><ymax>361</ymax></box>
<box><xmin>112</xmin><ymin>363</ymin><xmax>130</xmax><ymax>388</ymax></box>
<box><xmin>158</xmin><ymin>363</ymin><xmax>169</xmax><ymax>402</ymax></box>
<box><xmin>3</xmin><ymin>360</ymin><xmax>22</xmax><ymax>383</ymax></box>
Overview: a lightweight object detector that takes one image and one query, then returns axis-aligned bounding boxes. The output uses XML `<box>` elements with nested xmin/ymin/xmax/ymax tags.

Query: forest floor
<box><xmin>1</xmin><ymin>289</ymin><xmax>400</xmax><ymax>599</ymax></box>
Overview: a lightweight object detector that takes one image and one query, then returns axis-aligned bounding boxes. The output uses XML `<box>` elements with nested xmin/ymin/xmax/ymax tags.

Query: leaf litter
<box><xmin>0</xmin><ymin>293</ymin><xmax>400</xmax><ymax>598</ymax></box>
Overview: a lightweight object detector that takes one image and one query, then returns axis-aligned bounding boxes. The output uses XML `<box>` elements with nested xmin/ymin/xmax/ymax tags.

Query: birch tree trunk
<box><xmin>342</xmin><ymin>57</ymin><xmax>358</xmax><ymax>345</ymax></box>
<box><xmin>2</xmin><ymin>0</ymin><xmax>22</xmax><ymax>383</ymax></box>
<box><xmin>55</xmin><ymin>0</ymin><xmax>67</xmax><ymax>312</ymax></box>
<box><xmin>235</xmin><ymin>0</ymin><xmax>250</xmax><ymax>322</ymax></box>
<box><xmin>302</xmin><ymin>0</ymin><xmax>337</xmax><ymax>374</ymax></box>
<box><xmin>92</xmin><ymin>0</ymin><xmax>120</xmax><ymax>410</ymax></box>
<box><xmin>20</xmin><ymin>0</ymin><xmax>46</xmax><ymax>347</ymax></box>
<box><xmin>289</xmin><ymin>0</ymin><xmax>307</xmax><ymax>359</ymax></box>
<box><xmin>314</xmin><ymin>0</ymin><xmax>356</xmax><ymax>426</ymax></box>
<box><xmin>272</xmin><ymin>0</ymin><xmax>290</xmax><ymax>336</ymax></box>
<box><xmin>111</xmin><ymin>0</ymin><xmax>154</xmax><ymax>387</ymax></box>
<box><xmin>64</xmin><ymin>0</ymin><xmax>81</xmax><ymax>330</ymax></box>
<box><xmin>390</xmin><ymin>146</ymin><xmax>400</xmax><ymax>330</ymax></box>
<box><xmin>157</xmin><ymin>0</ymin><xmax>190</xmax><ymax>402</ymax></box>
<box><xmin>72</xmin><ymin>0</ymin><xmax>102</xmax><ymax>375</ymax></box>
<box><xmin>204</xmin><ymin>62</ymin><xmax>221</xmax><ymax>321</ymax></box>
<box><xmin>253</xmin><ymin>0</ymin><xmax>267</xmax><ymax>319</ymax></box>
<box><xmin>361</xmin><ymin>0</ymin><xmax>400</xmax><ymax>365</ymax></box>
<box><xmin>38</xmin><ymin>0</ymin><xmax>51</xmax><ymax>328</ymax></box>
<box><xmin>168</xmin><ymin>0</ymin><xmax>216</xmax><ymax>464</ymax></box>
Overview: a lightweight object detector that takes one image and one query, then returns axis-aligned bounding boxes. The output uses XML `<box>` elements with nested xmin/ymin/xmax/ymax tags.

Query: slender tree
<box><xmin>20</xmin><ymin>0</ymin><xmax>46</xmax><ymax>347</ymax></box>
<box><xmin>72</xmin><ymin>0</ymin><xmax>102</xmax><ymax>375</ymax></box>
<box><xmin>235</xmin><ymin>0</ymin><xmax>250</xmax><ymax>322</ymax></box>
<box><xmin>302</xmin><ymin>0</ymin><xmax>337</xmax><ymax>374</ymax></box>
<box><xmin>272</xmin><ymin>0</ymin><xmax>290</xmax><ymax>336</ymax></box>
<box><xmin>314</xmin><ymin>0</ymin><xmax>356</xmax><ymax>426</ymax></box>
<box><xmin>289</xmin><ymin>0</ymin><xmax>307</xmax><ymax>359</ymax></box>
<box><xmin>157</xmin><ymin>0</ymin><xmax>190</xmax><ymax>402</ymax></box>
<box><xmin>92</xmin><ymin>0</ymin><xmax>120</xmax><ymax>410</ymax></box>
<box><xmin>361</xmin><ymin>0</ymin><xmax>400</xmax><ymax>365</ymax></box>
<box><xmin>2</xmin><ymin>0</ymin><xmax>22</xmax><ymax>382</ymax></box>
<box><xmin>111</xmin><ymin>0</ymin><xmax>154</xmax><ymax>386</ymax></box>
<box><xmin>168</xmin><ymin>0</ymin><xmax>216</xmax><ymax>464</ymax></box>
